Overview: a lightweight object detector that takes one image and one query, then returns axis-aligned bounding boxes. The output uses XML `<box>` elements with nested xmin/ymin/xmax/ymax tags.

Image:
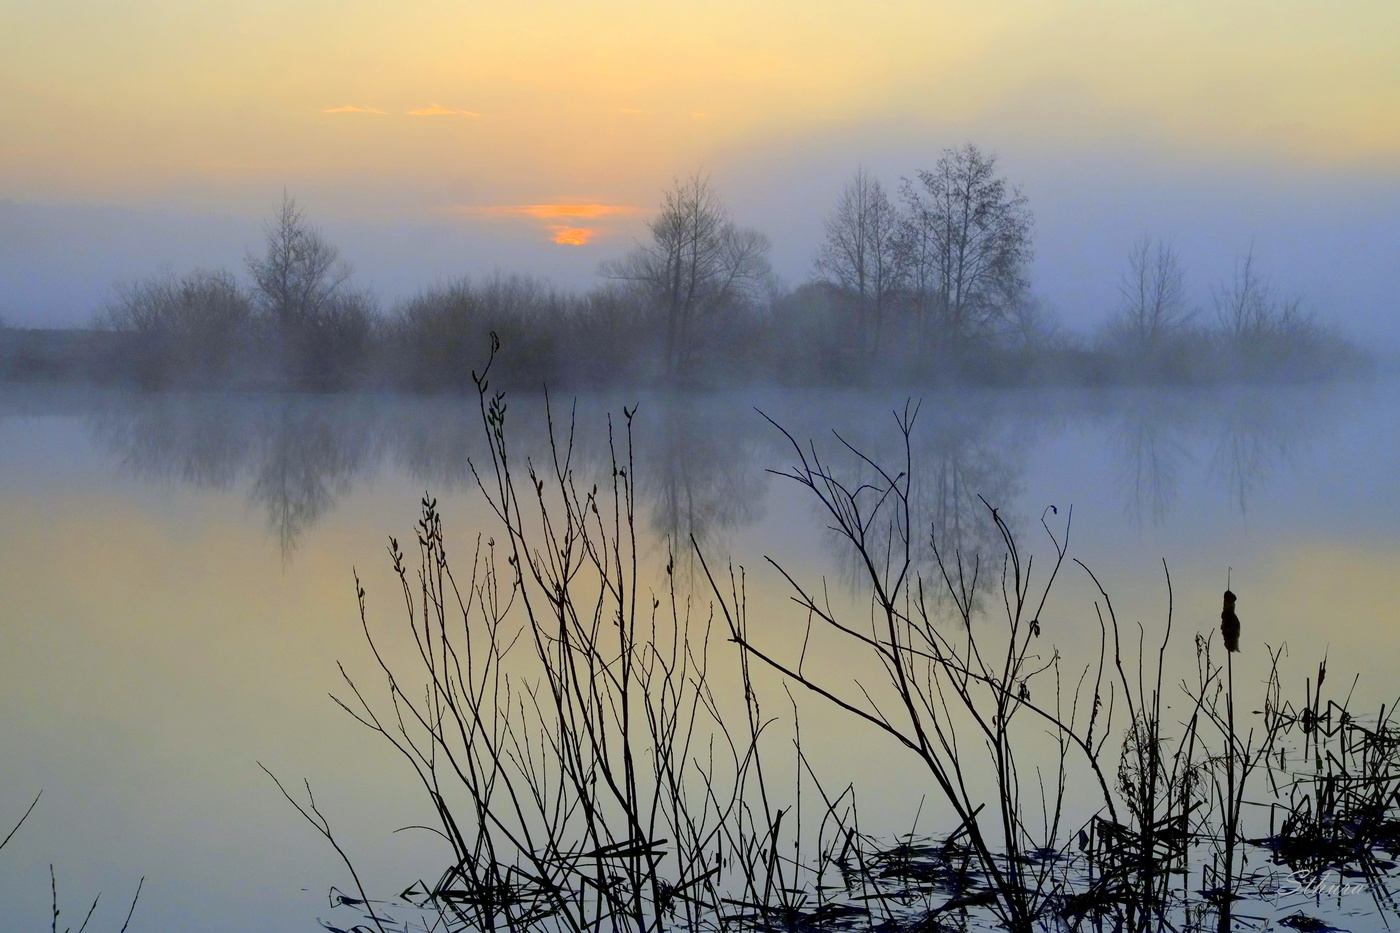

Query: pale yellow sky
<box><xmin>3</xmin><ymin>0</ymin><xmax>1395</xmax><ymax>213</ymax></box>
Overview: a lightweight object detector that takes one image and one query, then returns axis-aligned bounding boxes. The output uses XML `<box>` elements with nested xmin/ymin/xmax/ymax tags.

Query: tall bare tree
<box><xmin>815</xmin><ymin>167</ymin><xmax>904</xmax><ymax>356</ymax></box>
<box><xmin>1114</xmin><ymin>236</ymin><xmax>1192</xmax><ymax>350</ymax></box>
<box><xmin>247</xmin><ymin>194</ymin><xmax>350</xmax><ymax>333</ymax></box>
<box><xmin>1213</xmin><ymin>246</ymin><xmax>1308</xmax><ymax>342</ymax></box>
<box><xmin>898</xmin><ymin>144</ymin><xmax>1033</xmax><ymax>345</ymax></box>
<box><xmin>602</xmin><ymin>174</ymin><xmax>770</xmax><ymax>375</ymax></box>
<box><xmin>246</xmin><ymin>194</ymin><xmax>369</xmax><ymax>386</ymax></box>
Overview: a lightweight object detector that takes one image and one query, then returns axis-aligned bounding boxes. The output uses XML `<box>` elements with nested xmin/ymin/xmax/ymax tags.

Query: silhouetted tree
<box><xmin>898</xmin><ymin>144</ymin><xmax>1033</xmax><ymax>348</ymax></box>
<box><xmin>815</xmin><ymin>167</ymin><xmax>904</xmax><ymax>357</ymax></box>
<box><xmin>246</xmin><ymin>194</ymin><xmax>371</xmax><ymax>388</ymax></box>
<box><xmin>602</xmin><ymin>174</ymin><xmax>771</xmax><ymax>377</ymax></box>
<box><xmin>1212</xmin><ymin>247</ymin><xmax>1312</xmax><ymax>344</ymax></box>
<box><xmin>1112</xmin><ymin>236</ymin><xmax>1192</xmax><ymax>352</ymax></box>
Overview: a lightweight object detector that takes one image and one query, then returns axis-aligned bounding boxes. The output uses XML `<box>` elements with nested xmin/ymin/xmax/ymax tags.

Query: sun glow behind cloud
<box><xmin>549</xmin><ymin>226</ymin><xmax>594</xmax><ymax>246</ymax></box>
<box><xmin>452</xmin><ymin>204</ymin><xmax>644</xmax><ymax>245</ymax></box>
<box><xmin>464</xmin><ymin>204</ymin><xmax>645</xmax><ymax>220</ymax></box>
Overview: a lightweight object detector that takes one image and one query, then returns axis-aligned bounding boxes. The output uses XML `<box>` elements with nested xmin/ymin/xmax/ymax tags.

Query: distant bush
<box><xmin>553</xmin><ymin>283</ymin><xmax>656</xmax><ymax>386</ymax></box>
<box><xmin>388</xmin><ymin>274</ymin><xmax>565</xmax><ymax>390</ymax></box>
<box><xmin>98</xmin><ymin>268</ymin><xmax>254</xmax><ymax>388</ymax></box>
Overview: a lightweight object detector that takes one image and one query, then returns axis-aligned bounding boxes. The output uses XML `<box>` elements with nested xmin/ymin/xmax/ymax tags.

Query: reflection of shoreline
<box><xmin>12</xmin><ymin>382</ymin><xmax>1354</xmax><ymax>559</ymax></box>
<box><xmin>1101</xmin><ymin>383</ymin><xmax>1350</xmax><ymax>528</ymax></box>
<box><xmin>84</xmin><ymin>393</ymin><xmax>386</xmax><ymax>559</ymax></box>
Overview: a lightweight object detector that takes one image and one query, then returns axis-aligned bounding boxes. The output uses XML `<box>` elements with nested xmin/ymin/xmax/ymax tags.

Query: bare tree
<box><xmin>1113</xmin><ymin>236</ymin><xmax>1192</xmax><ymax>350</ymax></box>
<box><xmin>602</xmin><ymin>174</ymin><xmax>771</xmax><ymax>376</ymax></box>
<box><xmin>815</xmin><ymin>167</ymin><xmax>903</xmax><ymax>356</ymax></box>
<box><xmin>1213</xmin><ymin>246</ymin><xmax>1310</xmax><ymax>342</ymax></box>
<box><xmin>246</xmin><ymin>194</ymin><xmax>368</xmax><ymax>386</ymax></box>
<box><xmin>247</xmin><ymin>194</ymin><xmax>349</xmax><ymax>332</ymax></box>
<box><xmin>898</xmin><ymin>144</ymin><xmax>1033</xmax><ymax>345</ymax></box>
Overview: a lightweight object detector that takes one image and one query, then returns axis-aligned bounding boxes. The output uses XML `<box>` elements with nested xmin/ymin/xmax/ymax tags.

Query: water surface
<box><xmin>2</xmin><ymin>380</ymin><xmax>1397</xmax><ymax>931</ymax></box>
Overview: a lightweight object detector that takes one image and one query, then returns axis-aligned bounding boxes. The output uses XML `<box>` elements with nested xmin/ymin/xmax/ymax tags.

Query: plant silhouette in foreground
<box><xmin>1</xmin><ymin>792</ymin><xmax>144</xmax><ymax>933</ymax></box>
<box><xmin>318</xmin><ymin>342</ymin><xmax>819</xmax><ymax>932</ymax></box>
<box><xmin>698</xmin><ymin>403</ymin><xmax>1083</xmax><ymax>933</ymax></box>
<box><xmin>286</xmin><ymin>362</ymin><xmax>1399</xmax><ymax>933</ymax></box>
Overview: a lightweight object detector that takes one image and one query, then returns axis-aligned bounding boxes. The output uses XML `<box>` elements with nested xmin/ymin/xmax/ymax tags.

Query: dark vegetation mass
<box><xmin>0</xmin><ymin>144</ymin><xmax>1366</xmax><ymax>390</ymax></box>
<box><xmin>266</xmin><ymin>361</ymin><xmax>1400</xmax><ymax>933</ymax></box>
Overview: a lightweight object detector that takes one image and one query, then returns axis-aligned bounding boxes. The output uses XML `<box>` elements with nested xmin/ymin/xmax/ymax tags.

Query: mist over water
<box><xmin>3</xmin><ymin>147</ymin><xmax>1386</xmax><ymax>401</ymax></box>
<box><xmin>1</xmin><ymin>377</ymin><xmax>1397</xmax><ymax>929</ymax></box>
<box><xmin>21</xmin><ymin>379</ymin><xmax>1365</xmax><ymax>558</ymax></box>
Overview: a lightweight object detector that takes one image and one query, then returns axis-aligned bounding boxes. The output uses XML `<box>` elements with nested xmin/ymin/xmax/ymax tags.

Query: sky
<box><xmin>2</xmin><ymin>0</ymin><xmax>1397</xmax><ymax>341</ymax></box>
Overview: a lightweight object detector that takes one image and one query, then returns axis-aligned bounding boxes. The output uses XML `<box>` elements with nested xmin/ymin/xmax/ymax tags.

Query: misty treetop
<box><xmin>814</xmin><ymin>145</ymin><xmax>1034</xmax><ymax>359</ymax></box>
<box><xmin>601</xmin><ymin>173</ymin><xmax>773</xmax><ymax>378</ymax></box>
<box><xmin>246</xmin><ymin>194</ymin><xmax>375</xmax><ymax>389</ymax></box>
<box><xmin>26</xmin><ymin>146</ymin><xmax>1363</xmax><ymax>391</ymax></box>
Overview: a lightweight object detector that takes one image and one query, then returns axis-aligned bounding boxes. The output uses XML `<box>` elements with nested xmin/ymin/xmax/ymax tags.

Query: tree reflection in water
<box><xmin>75</xmin><ymin>383</ymin><xmax>1349</xmax><ymax>564</ymax></box>
<box><xmin>1105</xmin><ymin>384</ymin><xmax>1345</xmax><ymax>528</ymax></box>
<box><xmin>632</xmin><ymin>394</ymin><xmax>769</xmax><ymax>556</ymax></box>
<box><xmin>87</xmin><ymin>392</ymin><xmax>254</xmax><ymax>490</ymax></box>
<box><xmin>756</xmin><ymin>396</ymin><xmax>1041</xmax><ymax>617</ymax></box>
<box><xmin>1109</xmin><ymin>392</ymin><xmax>1194</xmax><ymax>528</ymax></box>
<box><xmin>88</xmin><ymin>393</ymin><xmax>382</xmax><ymax>560</ymax></box>
<box><xmin>247</xmin><ymin>398</ymin><xmax>383</xmax><ymax>558</ymax></box>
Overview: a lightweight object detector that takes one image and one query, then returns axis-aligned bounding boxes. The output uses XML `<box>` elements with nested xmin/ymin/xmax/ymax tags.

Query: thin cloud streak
<box><xmin>321</xmin><ymin>105</ymin><xmax>387</xmax><ymax>114</ymax></box>
<box><xmin>408</xmin><ymin>104</ymin><xmax>483</xmax><ymax>116</ymax></box>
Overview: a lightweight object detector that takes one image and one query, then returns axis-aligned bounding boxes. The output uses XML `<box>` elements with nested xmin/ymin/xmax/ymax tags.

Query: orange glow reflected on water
<box><xmin>550</xmin><ymin>225</ymin><xmax>594</xmax><ymax>245</ymax></box>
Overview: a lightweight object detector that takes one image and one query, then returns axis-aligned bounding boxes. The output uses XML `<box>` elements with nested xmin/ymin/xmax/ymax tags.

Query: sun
<box><xmin>550</xmin><ymin>226</ymin><xmax>595</xmax><ymax>246</ymax></box>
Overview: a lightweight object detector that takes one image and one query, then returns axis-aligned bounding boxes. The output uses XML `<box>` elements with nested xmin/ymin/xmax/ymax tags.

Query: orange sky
<box><xmin>2</xmin><ymin>0</ymin><xmax>1396</xmax><ymax>248</ymax></box>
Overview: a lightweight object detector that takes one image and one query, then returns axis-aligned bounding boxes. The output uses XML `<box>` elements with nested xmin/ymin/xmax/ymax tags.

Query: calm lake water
<box><xmin>2</xmin><ymin>379</ymin><xmax>1398</xmax><ymax>932</ymax></box>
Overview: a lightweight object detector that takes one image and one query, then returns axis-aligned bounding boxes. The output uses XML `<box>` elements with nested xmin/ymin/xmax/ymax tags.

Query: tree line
<box><xmin>81</xmin><ymin>145</ymin><xmax>1359</xmax><ymax>391</ymax></box>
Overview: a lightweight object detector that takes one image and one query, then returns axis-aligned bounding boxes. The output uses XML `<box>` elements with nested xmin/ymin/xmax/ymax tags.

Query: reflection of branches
<box><xmin>1110</xmin><ymin>395</ymin><xmax>1194</xmax><ymax>529</ymax></box>
<box><xmin>1107</xmin><ymin>385</ymin><xmax>1343</xmax><ymax>526</ymax></box>
<box><xmin>70</xmin><ymin>382</ymin><xmax>1349</xmax><ymax>564</ymax></box>
<box><xmin>782</xmin><ymin>400</ymin><xmax>1032</xmax><ymax>606</ymax></box>
<box><xmin>1208</xmin><ymin>388</ymin><xmax>1320</xmax><ymax>518</ymax></box>
<box><xmin>380</xmin><ymin>393</ymin><xmax>772</xmax><ymax>560</ymax></box>
<box><xmin>916</xmin><ymin>416</ymin><xmax>1026</xmax><ymax>572</ymax></box>
<box><xmin>87</xmin><ymin>394</ymin><xmax>253</xmax><ymax>489</ymax></box>
<box><xmin>86</xmin><ymin>393</ymin><xmax>380</xmax><ymax>559</ymax></box>
<box><xmin>382</xmin><ymin>396</ymin><xmax>488</xmax><ymax>492</ymax></box>
<box><xmin>249</xmin><ymin>399</ymin><xmax>379</xmax><ymax>560</ymax></box>
<box><xmin>633</xmin><ymin>395</ymin><xmax>767</xmax><ymax>555</ymax></box>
